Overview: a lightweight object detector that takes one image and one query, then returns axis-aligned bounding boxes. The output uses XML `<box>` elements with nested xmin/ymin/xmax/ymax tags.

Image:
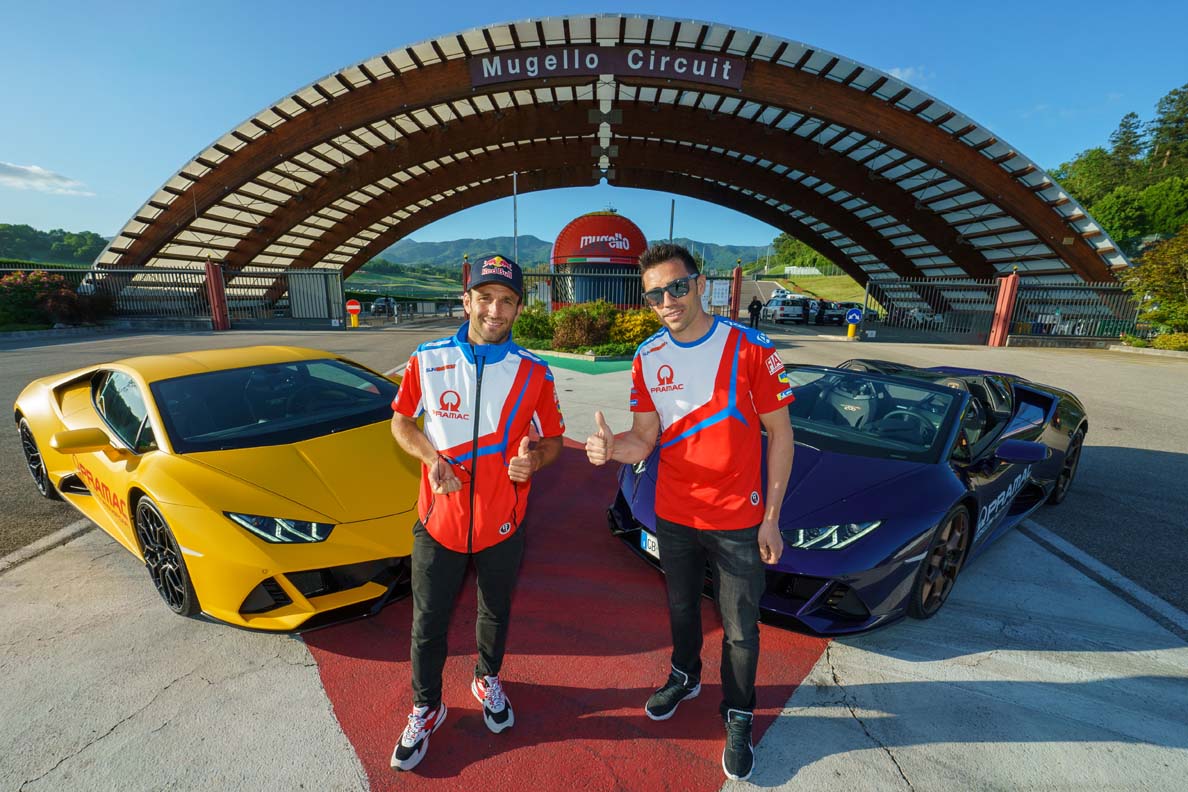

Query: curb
<box><xmin>1106</xmin><ymin>344</ymin><xmax>1188</xmax><ymax>360</ymax></box>
<box><xmin>0</xmin><ymin>518</ymin><xmax>95</xmax><ymax>576</ymax></box>
<box><xmin>533</xmin><ymin>349</ymin><xmax>632</xmax><ymax>362</ymax></box>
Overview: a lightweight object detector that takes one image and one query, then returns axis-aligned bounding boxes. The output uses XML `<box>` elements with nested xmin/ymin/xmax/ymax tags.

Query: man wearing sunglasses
<box><xmin>585</xmin><ymin>243</ymin><xmax>795</xmax><ymax>782</ymax></box>
<box><xmin>389</xmin><ymin>255</ymin><xmax>565</xmax><ymax>771</ymax></box>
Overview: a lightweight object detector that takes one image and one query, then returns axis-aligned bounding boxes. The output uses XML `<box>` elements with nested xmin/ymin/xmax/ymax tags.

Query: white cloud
<box><xmin>887</xmin><ymin>65</ymin><xmax>929</xmax><ymax>84</ymax></box>
<box><xmin>0</xmin><ymin>162</ymin><xmax>94</xmax><ymax>196</ymax></box>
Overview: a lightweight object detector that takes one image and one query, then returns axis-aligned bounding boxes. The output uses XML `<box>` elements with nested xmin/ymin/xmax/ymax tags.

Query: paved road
<box><xmin>2</xmin><ymin>340</ymin><xmax>1185</xmax><ymax>791</ymax></box>
<box><xmin>4</xmin><ymin>322</ymin><xmax>1187</xmax><ymax>616</ymax></box>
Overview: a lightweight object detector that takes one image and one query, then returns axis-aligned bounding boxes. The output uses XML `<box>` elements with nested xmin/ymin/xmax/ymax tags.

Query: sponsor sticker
<box><xmin>765</xmin><ymin>352</ymin><xmax>782</xmax><ymax>375</ymax></box>
<box><xmin>499</xmin><ymin>522</ymin><xmax>512</xmax><ymax>535</ymax></box>
<box><xmin>750</xmin><ymin>491</ymin><xmax>760</xmax><ymax>506</ymax></box>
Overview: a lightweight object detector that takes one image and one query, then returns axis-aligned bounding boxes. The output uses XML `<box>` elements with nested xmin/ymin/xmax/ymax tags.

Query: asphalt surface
<box><xmin>1</xmin><ymin>325</ymin><xmax>1185</xmax><ymax>791</ymax></box>
<box><xmin>3</xmin><ymin>320</ymin><xmax>1187</xmax><ymax>614</ymax></box>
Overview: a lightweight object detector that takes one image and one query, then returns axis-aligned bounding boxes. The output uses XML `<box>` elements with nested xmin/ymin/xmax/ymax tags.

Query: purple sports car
<box><xmin>608</xmin><ymin>359</ymin><xmax>1086</xmax><ymax>634</ymax></box>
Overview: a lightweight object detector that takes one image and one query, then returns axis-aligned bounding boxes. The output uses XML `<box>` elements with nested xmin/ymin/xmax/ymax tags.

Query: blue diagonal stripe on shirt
<box><xmin>659</xmin><ymin>331</ymin><xmax>748</xmax><ymax>449</ymax></box>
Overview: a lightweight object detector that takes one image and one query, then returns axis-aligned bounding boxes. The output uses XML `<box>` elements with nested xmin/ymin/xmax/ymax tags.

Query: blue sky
<box><xmin>2</xmin><ymin>0</ymin><xmax>1185</xmax><ymax>247</ymax></box>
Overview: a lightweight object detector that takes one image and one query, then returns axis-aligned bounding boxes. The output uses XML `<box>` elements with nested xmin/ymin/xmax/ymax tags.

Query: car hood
<box><xmin>185</xmin><ymin>421</ymin><xmax>420</xmax><ymax>523</ymax></box>
<box><xmin>622</xmin><ymin>441</ymin><xmax>947</xmax><ymax>530</ymax></box>
<box><xmin>779</xmin><ymin>444</ymin><xmax>944</xmax><ymax>525</ymax></box>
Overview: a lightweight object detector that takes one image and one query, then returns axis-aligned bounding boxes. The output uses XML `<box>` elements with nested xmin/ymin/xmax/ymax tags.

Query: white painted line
<box><xmin>0</xmin><ymin>518</ymin><xmax>95</xmax><ymax>576</ymax></box>
<box><xmin>1022</xmin><ymin>517</ymin><xmax>1188</xmax><ymax>635</ymax></box>
<box><xmin>385</xmin><ymin>363</ymin><xmax>407</xmax><ymax>377</ymax></box>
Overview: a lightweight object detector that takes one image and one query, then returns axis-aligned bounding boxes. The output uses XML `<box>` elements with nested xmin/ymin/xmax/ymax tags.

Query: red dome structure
<box><xmin>550</xmin><ymin>210</ymin><xmax>648</xmax><ymax>308</ymax></box>
<box><xmin>551</xmin><ymin>211</ymin><xmax>648</xmax><ymax>267</ymax></box>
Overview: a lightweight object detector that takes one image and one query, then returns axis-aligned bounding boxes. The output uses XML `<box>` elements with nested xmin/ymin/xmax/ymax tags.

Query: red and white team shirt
<box><xmin>393</xmin><ymin>323</ymin><xmax>565</xmax><ymax>553</ymax></box>
<box><xmin>630</xmin><ymin>317</ymin><xmax>794</xmax><ymax>530</ymax></box>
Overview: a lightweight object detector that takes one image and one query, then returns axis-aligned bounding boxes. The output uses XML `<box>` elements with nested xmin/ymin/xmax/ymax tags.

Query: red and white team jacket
<box><xmin>393</xmin><ymin>323</ymin><xmax>565</xmax><ymax>553</ymax></box>
<box><xmin>630</xmin><ymin>317</ymin><xmax>794</xmax><ymax>530</ymax></box>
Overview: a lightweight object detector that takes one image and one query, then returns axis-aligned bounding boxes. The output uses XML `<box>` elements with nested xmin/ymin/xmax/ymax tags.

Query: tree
<box><xmin>1052</xmin><ymin>147</ymin><xmax>1118</xmax><ymax>207</ymax></box>
<box><xmin>1139</xmin><ymin>177</ymin><xmax>1188</xmax><ymax>237</ymax></box>
<box><xmin>1090</xmin><ymin>186</ymin><xmax>1147</xmax><ymax>246</ymax></box>
<box><xmin>1148</xmin><ymin>83</ymin><xmax>1188</xmax><ymax>179</ymax></box>
<box><xmin>1109</xmin><ymin>112</ymin><xmax>1146</xmax><ymax>185</ymax></box>
<box><xmin>1119</xmin><ymin>224</ymin><xmax>1188</xmax><ymax>332</ymax></box>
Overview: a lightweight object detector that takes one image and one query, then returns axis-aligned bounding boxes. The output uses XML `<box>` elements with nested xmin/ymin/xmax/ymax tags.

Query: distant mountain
<box><xmin>377</xmin><ymin>235</ymin><xmax>769</xmax><ymax>271</ymax></box>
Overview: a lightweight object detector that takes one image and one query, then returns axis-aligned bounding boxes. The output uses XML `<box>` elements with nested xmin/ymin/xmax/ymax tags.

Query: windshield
<box><xmin>151</xmin><ymin>358</ymin><xmax>399</xmax><ymax>453</ymax></box>
<box><xmin>785</xmin><ymin>366</ymin><xmax>962</xmax><ymax>463</ymax></box>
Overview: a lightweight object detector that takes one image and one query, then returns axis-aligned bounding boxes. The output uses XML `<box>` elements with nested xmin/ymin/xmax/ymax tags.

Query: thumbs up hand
<box><xmin>508</xmin><ymin>436</ymin><xmax>536</xmax><ymax>483</ymax></box>
<box><xmin>585</xmin><ymin>410</ymin><xmax>616</xmax><ymax>466</ymax></box>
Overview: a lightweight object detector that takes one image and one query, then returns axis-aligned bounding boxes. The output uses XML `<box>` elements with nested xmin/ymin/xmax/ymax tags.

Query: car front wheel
<box><xmin>18</xmin><ymin>418</ymin><xmax>61</xmax><ymax>500</ymax></box>
<box><xmin>908</xmin><ymin>505</ymin><xmax>971</xmax><ymax>619</ymax></box>
<box><xmin>1047</xmin><ymin>429</ymin><xmax>1084</xmax><ymax>505</ymax></box>
<box><xmin>134</xmin><ymin>497</ymin><xmax>200</xmax><ymax>616</ymax></box>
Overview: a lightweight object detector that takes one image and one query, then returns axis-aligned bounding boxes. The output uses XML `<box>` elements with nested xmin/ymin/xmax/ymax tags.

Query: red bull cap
<box><xmin>468</xmin><ymin>254</ymin><xmax>523</xmax><ymax>297</ymax></box>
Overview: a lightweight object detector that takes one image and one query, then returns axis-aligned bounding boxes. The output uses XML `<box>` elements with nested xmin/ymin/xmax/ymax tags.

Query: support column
<box><xmin>204</xmin><ymin>258</ymin><xmax>230</xmax><ymax>331</ymax></box>
<box><xmin>730</xmin><ymin>265</ymin><xmax>743</xmax><ymax>322</ymax></box>
<box><xmin>987</xmin><ymin>271</ymin><xmax>1020</xmax><ymax>347</ymax></box>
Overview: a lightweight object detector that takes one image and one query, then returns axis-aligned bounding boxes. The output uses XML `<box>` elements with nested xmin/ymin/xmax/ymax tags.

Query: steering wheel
<box><xmin>879</xmin><ymin>409</ymin><xmax>935</xmax><ymax>444</ymax></box>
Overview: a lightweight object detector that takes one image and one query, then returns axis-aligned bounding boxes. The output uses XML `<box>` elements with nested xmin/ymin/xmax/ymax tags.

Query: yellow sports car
<box><xmin>14</xmin><ymin>346</ymin><xmax>419</xmax><ymax>631</ymax></box>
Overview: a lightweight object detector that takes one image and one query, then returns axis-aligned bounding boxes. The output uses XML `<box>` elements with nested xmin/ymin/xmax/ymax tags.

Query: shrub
<box><xmin>610</xmin><ymin>309</ymin><xmax>661</xmax><ymax>346</ymax></box>
<box><xmin>1152</xmin><ymin>332</ymin><xmax>1188</xmax><ymax>351</ymax></box>
<box><xmin>513</xmin><ymin>302</ymin><xmax>553</xmax><ymax>341</ymax></box>
<box><xmin>582</xmin><ymin>341</ymin><xmax>636</xmax><ymax>356</ymax></box>
<box><xmin>552</xmin><ymin>300</ymin><xmax>615</xmax><ymax>350</ymax></box>
<box><xmin>0</xmin><ymin>270</ymin><xmax>71</xmax><ymax>325</ymax></box>
<box><xmin>1119</xmin><ymin>333</ymin><xmax>1151</xmax><ymax>348</ymax></box>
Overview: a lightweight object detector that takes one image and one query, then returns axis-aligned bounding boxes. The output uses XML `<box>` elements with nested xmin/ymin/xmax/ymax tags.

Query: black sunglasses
<box><xmin>643</xmin><ymin>274</ymin><xmax>698</xmax><ymax>306</ymax></box>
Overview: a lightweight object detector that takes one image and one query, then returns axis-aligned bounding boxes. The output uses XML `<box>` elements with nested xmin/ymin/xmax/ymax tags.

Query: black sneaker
<box><xmin>390</xmin><ymin>703</ymin><xmax>447</xmax><ymax>771</ymax></box>
<box><xmin>722</xmin><ymin>708</ymin><xmax>755</xmax><ymax>781</ymax></box>
<box><xmin>471</xmin><ymin>674</ymin><xmax>515</xmax><ymax>733</ymax></box>
<box><xmin>644</xmin><ymin>665</ymin><xmax>701</xmax><ymax>721</ymax></box>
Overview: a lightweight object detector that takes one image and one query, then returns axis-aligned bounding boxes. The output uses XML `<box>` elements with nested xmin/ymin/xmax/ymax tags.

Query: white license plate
<box><xmin>640</xmin><ymin>530</ymin><xmax>660</xmax><ymax>559</ymax></box>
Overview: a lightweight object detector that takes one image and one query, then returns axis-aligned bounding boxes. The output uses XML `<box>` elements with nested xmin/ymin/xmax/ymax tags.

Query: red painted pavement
<box><xmin>306</xmin><ymin>447</ymin><xmax>829</xmax><ymax>790</ymax></box>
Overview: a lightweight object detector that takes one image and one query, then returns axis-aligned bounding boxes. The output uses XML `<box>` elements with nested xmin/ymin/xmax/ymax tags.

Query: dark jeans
<box><xmin>655</xmin><ymin>516</ymin><xmax>764</xmax><ymax>716</ymax></box>
<box><xmin>409</xmin><ymin>521</ymin><xmax>526</xmax><ymax>709</ymax></box>
<box><xmin>749</xmin><ymin>312</ymin><xmax>760</xmax><ymax>328</ymax></box>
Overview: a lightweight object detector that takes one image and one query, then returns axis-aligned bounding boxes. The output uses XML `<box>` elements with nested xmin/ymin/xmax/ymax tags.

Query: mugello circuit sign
<box><xmin>469</xmin><ymin>46</ymin><xmax>746</xmax><ymax>90</ymax></box>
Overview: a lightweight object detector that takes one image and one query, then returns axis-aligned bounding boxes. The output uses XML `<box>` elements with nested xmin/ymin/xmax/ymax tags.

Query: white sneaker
<box><xmin>471</xmin><ymin>674</ymin><xmax>515</xmax><ymax>733</ymax></box>
<box><xmin>390</xmin><ymin>702</ymin><xmax>447</xmax><ymax>771</ymax></box>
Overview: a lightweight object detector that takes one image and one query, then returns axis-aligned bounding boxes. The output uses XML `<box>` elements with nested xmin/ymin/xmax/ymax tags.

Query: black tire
<box><xmin>1047</xmin><ymin>429</ymin><xmax>1084</xmax><ymax>505</ymax></box>
<box><xmin>907</xmin><ymin>505</ymin><xmax>971</xmax><ymax>620</ymax></box>
<box><xmin>134</xmin><ymin>497</ymin><xmax>200</xmax><ymax>616</ymax></box>
<box><xmin>18</xmin><ymin>417</ymin><xmax>61</xmax><ymax>500</ymax></box>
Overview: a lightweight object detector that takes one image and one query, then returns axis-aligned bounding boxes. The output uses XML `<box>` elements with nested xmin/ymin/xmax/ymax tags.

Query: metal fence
<box><xmin>865</xmin><ymin>278</ymin><xmax>1000</xmax><ymax>342</ymax></box>
<box><xmin>861</xmin><ymin>277</ymin><xmax>1150</xmax><ymax>343</ymax></box>
<box><xmin>2</xmin><ymin>266</ymin><xmax>345</xmax><ymax>326</ymax></box>
<box><xmin>1011</xmin><ymin>283</ymin><xmax>1149</xmax><ymax>339</ymax></box>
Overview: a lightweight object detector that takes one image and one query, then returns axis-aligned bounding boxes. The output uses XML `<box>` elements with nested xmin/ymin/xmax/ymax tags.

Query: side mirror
<box><xmin>995</xmin><ymin>438</ymin><xmax>1051</xmax><ymax>464</ymax></box>
<box><xmin>50</xmin><ymin>427</ymin><xmax>114</xmax><ymax>454</ymax></box>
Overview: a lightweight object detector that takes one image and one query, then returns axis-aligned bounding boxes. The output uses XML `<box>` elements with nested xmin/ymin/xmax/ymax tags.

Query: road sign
<box><xmin>845</xmin><ymin>308</ymin><xmax>863</xmax><ymax>325</ymax></box>
<box><xmin>345</xmin><ymin>299</ymin><xmax>362</xmax><ymax>315</ymax></box>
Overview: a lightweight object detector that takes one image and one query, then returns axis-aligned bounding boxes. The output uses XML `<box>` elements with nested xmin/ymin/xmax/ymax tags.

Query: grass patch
<box><xmin>0</xmin><ymin>323</ymin><xmax>53</xmax><ymax>332</ymax></box>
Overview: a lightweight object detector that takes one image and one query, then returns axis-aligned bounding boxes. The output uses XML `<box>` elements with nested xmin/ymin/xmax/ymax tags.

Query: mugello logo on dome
<box><xmin>579</xmin><ymin>232</ymin><xmax>633</xmax><ymax>251</ymax></box>
<box><xmin>435</xmin><ymin>390</ymin><xmax>469</xmax><ymax>420</ymax></box>
<box><xmin>651</xmin><ymin>365</ymin><xmax>684</xmax><ymax>393</ymax></box>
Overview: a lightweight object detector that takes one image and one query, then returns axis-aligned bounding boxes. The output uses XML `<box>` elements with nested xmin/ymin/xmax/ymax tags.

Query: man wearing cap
<box><xmin>389</xmin><ymin>255</ymin><xmax>565</xmax><ymax>772</ymax></box>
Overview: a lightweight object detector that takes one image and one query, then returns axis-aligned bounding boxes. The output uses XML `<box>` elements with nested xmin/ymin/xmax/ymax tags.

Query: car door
<box><xmin>81</xmin><ymin>370</ymin><xmax>159</xmax><ymax>553</ymax></box>
<box><xmin>953</xmin><ymin>391</ymin><xmax>1034</xmax><ymax>547</ymax></box>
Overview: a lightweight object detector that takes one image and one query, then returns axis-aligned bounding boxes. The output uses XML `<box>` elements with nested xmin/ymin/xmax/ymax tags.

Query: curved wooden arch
<box><xmin>287</xmin><ymin>138</ymin><xmax>920</xmax><ymax>278</ymax></box>
<box><xmin>225</xmin><ymin>99</ymin><xmax>995</xmax><ymax>279</ymax></box>
<box><xmin>109</xmin><ymin>18</ymin><xmax>1116</xmax><ymax>283</ymax></box>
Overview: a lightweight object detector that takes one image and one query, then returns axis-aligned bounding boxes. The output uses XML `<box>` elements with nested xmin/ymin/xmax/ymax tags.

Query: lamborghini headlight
<box><xmin>226</xmin><ymin>512</ymin><xmax>336</xmax><ymax>543</ymax></box>
<box><xmin>782</xmin><ymin>521</ymin><xmax>881</xmax><ymax>550</ymax></box>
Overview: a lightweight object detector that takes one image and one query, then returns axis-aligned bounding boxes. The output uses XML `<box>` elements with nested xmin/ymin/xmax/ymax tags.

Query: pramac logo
<box><xmin>651</xmin><ymin>364</ymin><xmax>684</xmax><ymax>393</ymax></box>
<box><xmin>434</xmin><ymin>390</ymin><xmax>469</xmax><ymax>420</ymax></box>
